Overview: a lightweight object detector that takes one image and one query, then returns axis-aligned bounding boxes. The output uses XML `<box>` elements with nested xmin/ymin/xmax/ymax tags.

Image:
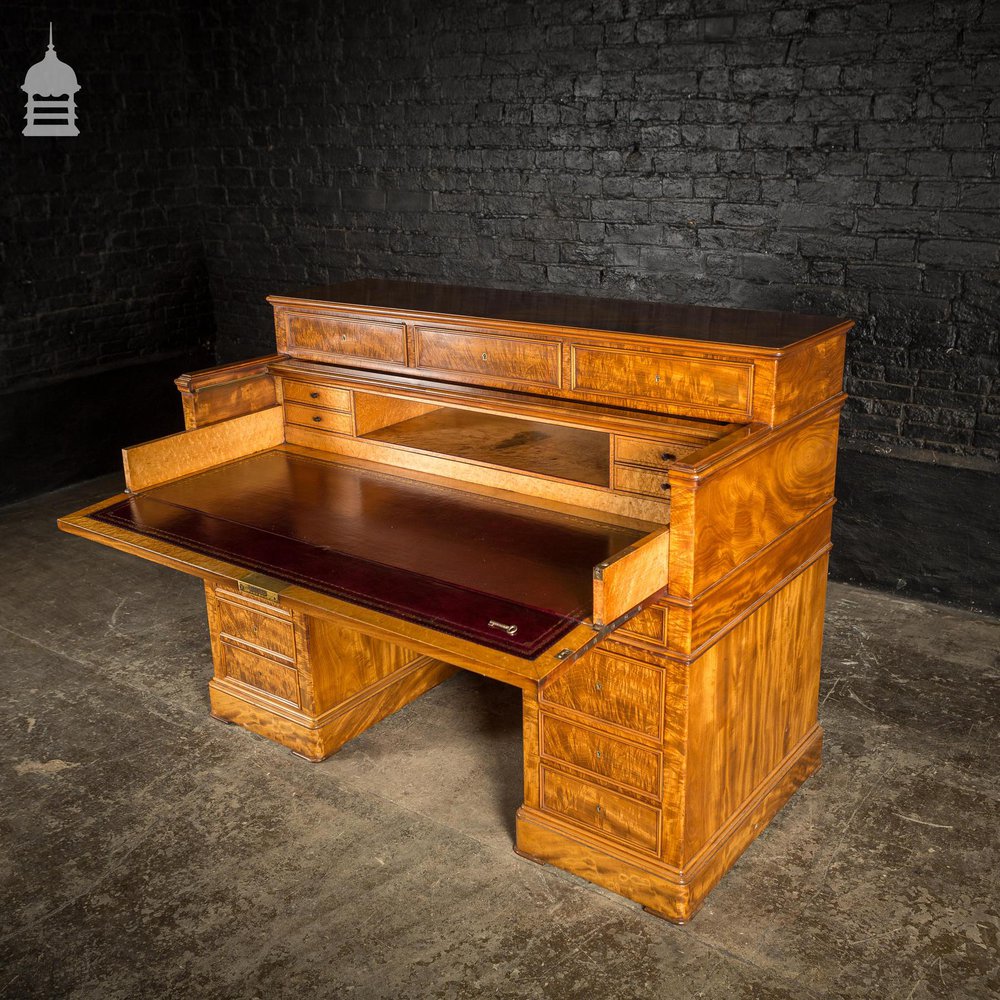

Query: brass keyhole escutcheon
<box><xmin>595</xmin><ymin>804</ymin><xmax>602</xmax><ymax>814</ymax></box>
<box><xmin>654</xmin><ymin>374</ymin><xmax>661</xmax><ymax>383</ymax></box>
<box><xmin>481</xmin><ymin>352</ymin><xmax>488</xmax><ymax>361</ymax></box>
<box><xmin>341</xmin><ymin>333</ymin><xmax>347</xmax><ymax>341</ymax></box>
<box><xmin>594</xmin><ymin>681</ymin><xmax>603</xmax><ymax>692</ymax></box>
<box><xmin>595</xmin><ymin>749</ymin><xmax>602</xmax><ymax>759</ymax></box>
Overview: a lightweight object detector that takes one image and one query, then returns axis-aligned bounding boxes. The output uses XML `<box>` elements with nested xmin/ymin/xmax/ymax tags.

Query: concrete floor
<box><xmin>1</xmin><ymin>476</ymin><xmax>998</xmax><ymax>1000</ymax></box>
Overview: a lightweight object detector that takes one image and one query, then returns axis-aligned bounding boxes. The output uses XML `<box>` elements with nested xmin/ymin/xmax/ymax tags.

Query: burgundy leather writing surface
<box><xmin>91</xmin><ymin>451</ymin><xmax>646</xmax><ymax>658</ymax></box>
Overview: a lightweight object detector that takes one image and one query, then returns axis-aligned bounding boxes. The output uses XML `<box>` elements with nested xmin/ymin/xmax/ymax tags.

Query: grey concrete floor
<box><xmin>1</xmin><ymin>475</ymin><xmax>998</xmax><ymax>1000</ymax></box>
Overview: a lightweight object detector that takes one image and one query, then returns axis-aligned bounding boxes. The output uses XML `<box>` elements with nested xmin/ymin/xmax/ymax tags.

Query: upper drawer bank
<box><xmin>270</xmin><ymin>297</ymin><xmax>847</xmax><ymax>425</ymax></box>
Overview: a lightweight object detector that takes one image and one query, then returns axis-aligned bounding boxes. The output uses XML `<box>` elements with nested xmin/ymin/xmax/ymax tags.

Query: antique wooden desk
<box><xmin>59</xmin><ymin>280</ymin><xmax>850</xmax><ymax>922</ymax></box>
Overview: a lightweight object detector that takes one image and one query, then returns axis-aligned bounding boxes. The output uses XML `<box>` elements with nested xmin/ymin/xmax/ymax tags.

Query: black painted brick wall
<box><xmin>200</xmin><ymin>0</ymin><xmax>999</xmax><ymax>460</ymax></box>
<box><xmin>0</xmin><ymin>2</ymin><xmax>214</xmax><ymax>392</ymax></box>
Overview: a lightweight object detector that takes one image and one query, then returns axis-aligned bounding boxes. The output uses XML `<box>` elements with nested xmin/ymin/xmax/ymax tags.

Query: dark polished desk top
<box><xmin>276</xmin><ymin>278</ymin><xmax>850</xmax><ymax>351</ymax></box>
<box><xmin>92</xmin><ymin>451</ymin><xmax>645</xmax><ymax>657</ymax></box>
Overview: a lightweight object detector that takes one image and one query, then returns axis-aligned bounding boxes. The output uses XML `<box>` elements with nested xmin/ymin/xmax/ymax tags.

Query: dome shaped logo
<box><xmin>22</xmin><ymin>23</ymin><xmax>81</xmax><ymax>137</ymax></box>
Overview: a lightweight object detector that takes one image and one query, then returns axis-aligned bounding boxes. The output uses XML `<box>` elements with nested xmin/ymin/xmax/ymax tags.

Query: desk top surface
<box><xmin>275</xmin><ymin>278</ymin><xmax>851</xmax><ymax>351</ymax></box>
<box><xmin>91</xmin><ymin>450</ymin><xmax>645</xmax><ymax>658</ymax></box>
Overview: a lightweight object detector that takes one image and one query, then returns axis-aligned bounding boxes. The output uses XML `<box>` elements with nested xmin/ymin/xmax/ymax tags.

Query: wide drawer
<box><xmin>282</xmin><ymin>380</ymin><xmax>352</xmax><ymax>412</ymax></box>
<box><xmin>613</xmin><ymin>464</ymin><xmax>671</xmax><ymax>498</ymax></box>
<box><xmin>413</xmin><ymin>326</ymin><xmax>561</xmax><ymax>388</ymax></box>
<box><xmin>219</xmin><ymin>642</ymin><xmax>300</xmax><ymax>707</ymax></box>
<box><xmin>573</xmin><ymin>345</ymin><xmax>752</xmax><ymax>416</ymax></box>
<box><xmin>540</xmin><ymin>650</ymin><xmax>663</xmax><ymax>740</ymax></box>
<box><xmin>285</xmin><ymin>313</ymin><xmax>407</xmax><ymax>366</ymax></box>
<box><xmin>541</xmin><ymin>715</ymin><xmax>661</xmax><ymax>795</ymax></box>
<box><xmin>217</xmin><ymin>596</ymin><xmax>296</xmax><ymax>660</ymax></box>
<box><xmin>614</xmin><ymin>437</ymin><xmax>681</xmax><ymax>468</ymax></box>
<box><xmin>284</xmin><ymin>402</ymin><xmax>354</xmax><ymax>434</ymax></box>
<box><xmin>541</xmin><ymin>767</ymin><xmax>660</xmax><ymax>854</ymax></box>
<box><xmin>617</xmin><ymin>605</ymin><xmax>667</xmax><ymax>646</ymax></box>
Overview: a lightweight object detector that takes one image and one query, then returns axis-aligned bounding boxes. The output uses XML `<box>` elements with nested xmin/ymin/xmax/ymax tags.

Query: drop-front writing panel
<box><xmin>60</xmin><ymin>278</ymin><xmax>850</xmax><ymax>923</ymax></box>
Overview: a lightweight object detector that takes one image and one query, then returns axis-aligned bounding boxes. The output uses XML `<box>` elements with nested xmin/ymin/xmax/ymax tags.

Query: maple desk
<box><xmin>60</xmin><ymin>279</ymin><xmax>851</xmax><ymax>922</ymax></box>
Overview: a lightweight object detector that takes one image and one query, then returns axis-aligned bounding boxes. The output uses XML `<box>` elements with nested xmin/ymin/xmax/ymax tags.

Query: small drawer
<box><xmin>541</xmin><ymin>715</ymin><xmax>661</xmax><ymax>795</ymax></box>
<box><xmin>540</xmin><ymin>650</ymin><xmax>663</xmax><ymax>740</ymax></box>
<box><xmin>219</xmin><ymin>642</ymin><xmax>300</xmax><ymax>707</ymax></box>
<box><xmin>613</xmin><ymin>465</ymin><xmax>671</xmax><ymax>498</ymax></box>
<box><xmin>217</xmin><ymin>598</ymin><xmax>296</xmax><ymax>660</ymax></box>
<box><xmin>413</xmin><ymin>326</ymin><xmax>561</xmax><ymax>388</ymax></box>
<box><xmin>285</xmin><ymin>312</ymin><xmax>407</xmax><ymax>366</ymax></box>
<box><xmin>541</xmin><ymin>767</ymin><xmax>660</xmax><ymax>855</ymax></box>
<box><xmin>573</xmin><ymin>345</ymin><xmax>752</xmax><ymax>416</ymax></box>
<box><xmin>284</xmin><ymin>402</ymin><xmax>354</xmax><ymax>435</ymax></box>
<box><xmin>618</xmin><ymin>605</ymin><xmax>667</xmax><ymax>646</ymax></box>
<box><xmin>282</xmin><ymin>380</ymin><xmax>352</xmax><ymax>412</ymax></box>
<box><xmin>614</xmin><ymin>437</ymin><xmax>680</xmax><ymax>468</ymax></box>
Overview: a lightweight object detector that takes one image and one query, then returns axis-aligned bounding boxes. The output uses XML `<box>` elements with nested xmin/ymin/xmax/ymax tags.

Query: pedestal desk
<box><xmin>59</xmin><ymin>280</ymin><xmax>851</xmax><ymax>922</ymax></box>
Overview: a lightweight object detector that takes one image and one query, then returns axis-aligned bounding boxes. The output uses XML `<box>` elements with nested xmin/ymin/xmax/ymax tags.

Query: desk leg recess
<box><xmin>516</xmin><ymin>557</ymin><xmax>828</xmax><ymax>923</ymax></box>
<box><xmin>205</xmin><ymin>583</ymin><xmax>457</xmax><ymax>761</ymax></box>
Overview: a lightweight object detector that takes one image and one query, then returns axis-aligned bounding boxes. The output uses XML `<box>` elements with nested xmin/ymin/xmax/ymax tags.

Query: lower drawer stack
<box><xmin>537</xmin><ymin>648</ymin><xmax>666</xmax><ymax>859</ymax></box>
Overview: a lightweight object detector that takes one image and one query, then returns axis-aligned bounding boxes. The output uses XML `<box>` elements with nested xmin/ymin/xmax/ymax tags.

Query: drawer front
<box><xmin>615</xmin><ymin>437</ymin><xmax>681</xmax><ymax>468</ymax></box>
<box><xmin>218</xmin><ymin>598</ymin><xmax>296</xmax><ymax>660</ymax></box>
<box><xmin>284</xmin><ymin>402</ymin><xmax>354</xmax><ymax>435</ymax></box>
<box><xmin>613</xmin><ymin>464</ymin><xmax>671</xmax><ymax>498</ymax></box>
<box><xmin>540</xmin><ymin>651</ymin><xmax>663</xmax><ymax>739</ymax></box>
<box><xmin>286</xmin><ymin>313</ymin><xmax>407</xmax><ymax>366</ymax></box>
<box><xmin>573</xmin><ymin>345</ymin><xmax>752</xmax><ymax>416</ymax></box>
<box><xmin>413</xmin><ymin>327</ymin><xmax>561</xmax><ymax>388</ymax></box>
<box><xmin>541</xmin><ymin>715</ymin><xmax>661</xmax><ymax>795</ymax></box>
<box><xmin>541</xmin><ymin>767</ymin><xmax>660</xmax><ymax>854</ymax></box>
<box><xmin>618</xmin><ymin>606</ymin><xmax>667</xmax><ymax>645</ymax></box>
<box><xmin>220</xmin><ymin>642</ymin><xmax>300</xmax><ymax>707</ymax></box>
<box><xmin>282</xmin><ymin>380</ymin><xmax>352</xmax><ymax>412</ymax></box>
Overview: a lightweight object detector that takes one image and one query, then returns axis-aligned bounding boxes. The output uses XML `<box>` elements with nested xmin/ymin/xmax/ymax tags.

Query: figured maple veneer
<box><xmin>572</xmin><ymin>345</ymin><xmax>753</xmax><ymax>419</ymax></box>
<box><xmin>412</xmin><ymin>326</ymin><xmax>562</xmax><ymax>390</ymax></box>
<box><xmin>541</xmin><ymin>649</ymin><xmax>664</xmax><ymax>741</ymax></box>
<box><xmin>281</xmin><ymin>311</ymin><xmax>408</xmax><ymax>369</ymax></box>
<box><xmin>60</xmin><ymin>278</ymin><xmax>852</xmax><ymax>924</ymax></box>
<box><xmin>283</xmin><ymin>401</ymin><xmax>354</xmax><ymax>435</ymax></box>
<box><xmin>540</xmin><ymin>767</ymin><xmax>661</xmax><ymax>855</ymax></box>
<box><xmin>122</xmin><ymin>406</ymin><xmax>284</xmax><ymax>492</ymax></box>
<box><xmin>176</xmin><ymin>355</ymin><xmax>283</xmax><ymax>430</ymax></box>
<box><xmin>281</xmin><ymin>379</ymin><xmax>352</xmax><ymax>412</ymax></box>
<box><xmin>540</xmin><ymin>715</ymin><xmax>662</xmax><ymax>796</ymax></box>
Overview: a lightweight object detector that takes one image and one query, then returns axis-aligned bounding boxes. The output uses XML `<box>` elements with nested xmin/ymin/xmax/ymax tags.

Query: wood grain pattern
<box><xmin>210</xmin><ymin>655</ymin><xmax>456</xmax><ymax>761</ymax></box>
<box><xmin>683</xmin><ymin>558</ymin><xmax>828</xmax><ymax>855</ymax></box>
<box><xmin>616</xmin><ymin>604</ymin><xmax>667</xmax><ymax>646</ymax></box>
<box><xmin>572</xmin><ymin>344</ymin><xmax>753</xmax><ymax>418</ymax></box>
<box><xmin>284</xmin><ymin>428</ymin><xmax>670</xmax><ymax>522</ymax></box>
<box><xmin>412</xmin><ymin>325</ymin><xmax>562</xmax><ymax>389</ymax></box>
<box><xmin>540</xmin><ymin>649</ymin><xmax>664</xmax><ymax>740</ymax></box>
<box><xmin>613</xmin><ymin>436</ymin><xmax>682</xmax><ymax>467</ymax></box>
<box><xmin>218</xmin><ymin>642</ymin><xmax>301</xmax><ymax>707</ymax></box>
<box><xmin>541</xmin><ymin>714</ymin><xmax>662</xmax><ymax>795</ymax></box>
<box><xmin>217</xmin><ymin>594</ymin><xmax>296</xmax><ymax>660</ymax></box>
<box><xmin>122</xmin><ymin>406</ymin><xmax>285</xmax><ymax>492</ymax></box>
<box><xmin>593</xmin><ymin>527</ymin><xmax>669</xmax><ymax>626</ymax></box>
<box><xmin>540</xmin><ymin>767</ymin><xmax>661</xmax><ymax>854</ymax></box>
<box><xmin>175</xmin><ymin>355</ymin><xmax>284</xmax><ymax>430</ymax></box>
<box><xmin>283</xmin><ymin>402</ymin><xmax>354</xmax><ymax>435</ymax></box>
<box><xmin>612</xmin><ymin>464</ymin><xmax>673</xmax><ymax>499</ymax></box>
<box><xmin>668</xmin><ymin>401</ymin><xmax>842</xmax><ymax>599</ymax></box>
<box><xmin>279</xmin><ymin>310</ymin><xmax>408</xmax><ymax>367</ymax></box>
<box><xmin>60</xmin><ymin>278</ymin><xmax>851</xmax><ymax>921</ymax></box>
<box><xmin>281</xmin><ymin>379</ymin><xmax>352</xmax><ymax>412</ymax></box>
